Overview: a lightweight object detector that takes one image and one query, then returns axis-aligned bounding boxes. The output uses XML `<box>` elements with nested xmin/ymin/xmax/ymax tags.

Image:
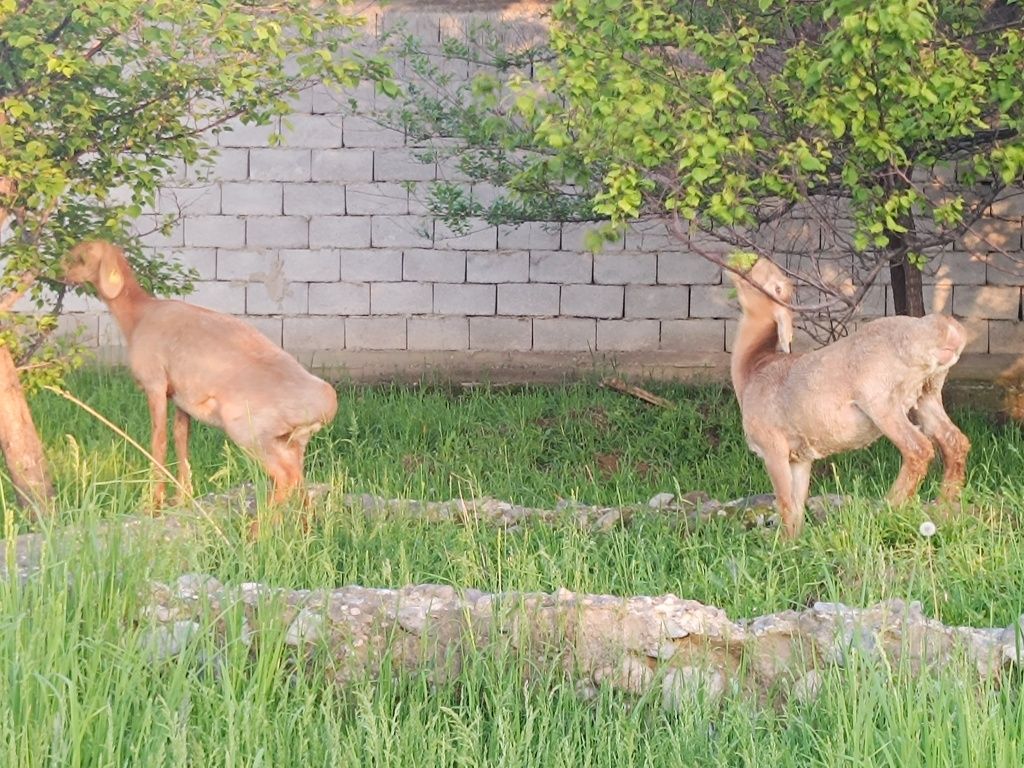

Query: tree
<box><xmin>387</xmin><ymin>0</ymin><xmax>1024</xmax><ymax>329</ymax></box>
<box><xmin>0</xmin><ymin>0</ymin><xmax>386</xmax><ymax>510</ymax></box>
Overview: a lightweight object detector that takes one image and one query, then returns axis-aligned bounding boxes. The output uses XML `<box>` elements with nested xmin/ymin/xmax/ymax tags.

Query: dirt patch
<box><xmin>595</xmin><ymin>452</ymin><xmax>620</xmax><ymax>477</ymax></box>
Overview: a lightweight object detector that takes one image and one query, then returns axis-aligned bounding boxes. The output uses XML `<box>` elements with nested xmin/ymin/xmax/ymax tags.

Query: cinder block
<box><xmin>433</xmin><ymin>283</ymin><xmax>495</xmax><ymax>315</ymax></box>
<box><xmin>855</xmin><ymin>285</ymin><xmax>888</xmax><ymax>318</ymax></box>
<box><xmin>408</xmin><ymin>316</ymin><xmax>469</xmax><ymax>350</ymax></box>
<box><xmin>561</xmin><ymin>284</ymin><xmax>623</xmax><ymax>318</ymax></box>
<box><xmin>246</xmin><ymin>216</ymin><xmax>309</xmax><ymax>248</ymax></box>
<box><xmin>286</xmin><ymin>87</ymin><xmax>314</xmax><ymax>115</ymax></box>
<box><xmin>924</xmin><ymin>283</ymin><xmax>952</xmax><ymax>314</ymax></box>
<box><xmin>187</xmin><ymin>281</ymin><xmax>246</xmax><ymax>314</ymax></box>
<box><xmin>346</xmin><ymin>317</ymin><xmax>407</xmax><ymax>349</ymax></box>
<box><xmin>184</xmin><ymin>216</ymin><xmax>246</xmax><ymax>248</ymax></box>
<box><xmin>624</xmin><ymin>285</ymin><xmax>689</xmax><ymax>319</ymax></box>
<box><xmin>403</xmin><ymin>249</ymin><xmax>466</xmax><ymax>282</ymax></box>
<box><xmin>246</xmin><ymin>281</ymin><xmax>308</xmax><ymax>315</ymax></box>
<box><xmin>282</xmin><ymin>183</ymin><xmax>346</xmax><ymax>216</ymax></box>
<box><xmin>280</xmin><ymin>114</ymin><xmax>343</xmax><ymax>148</ymax></box>
<box><xmin>436</xmin><ymin>153</ymin><xmax>472</xmax><ymax>183</ymax></box>
<box><xmin>661</xmin><ymin>319</ymin><xmax>726</xmax><ymax>352</ymax></box>
<box><xmin>371</xmin><ymin>216</ymin><xmax>433</xmax><ymax>248</ymax></box>
<box><xmin>962</xmin><ymin>214</ymin><xmax>1023</xmax><ymax>253</ymax></box>
<box><xmin>245</xmin><ymin>315</ymin><xmax>282</xmax><ymax>346</ymax></box>
<box><xmin>498</xmin><ymin>222</ymin><xmax>561</xmax><ymax>250</ymax></box>
<box><xmin>658</xmin><ymin>252</ymin><xmax>722</xmax><ymax>285</ymax></box>
<box><xmin>985</xmin><ymin>253</ymin><xmax>1024</xmax><ymax>286</ymax></box>
<box><xmin>954</xmin><ymin>285</ymin><xmax>1021</xmax><ymax>319</ymax></box>
<box><xmin>98</xmin><ymin>314</ymin><xmax>126</xmax><ymax>347</ymax></box>
<box><xmin>529</xmin><ymin>251</ymin><xmax>592</xmax><ymax>283</ymax></box>
<box><xmin>991</xmin><ymin>190</ymin><xmax>1024</xmax><ymax>219</ymax></box>
<box><xmin>161</xmin><ymin>247</ymin><xmax>216</xmax><ymax>280</ymax></box>
<box><xmin>347</xmin><ymin>183</ymin><xmax>408</xmax><ymax>215</ymax></box>
<box><xmin>687</xmin><ymin>227</ymin><xmax>735</xmax><ymax>254</ymax></box>
<box><xmin>312</xmin><ymin>149</ymin><xmax>374</xmax><ymax>182</ymax></box>
<box><xmin>923</xmin><ymin>254</ymin><xmax>986</xmax><ymax>286</ymax></box>
<box><xmin>216</xmin><ymin>249</ymin><xmax>277</xmax><ymax>281</ymax></box>
<box><xmin>284</xmin><ymin>316</ymin><xmax>345</xmax><ymax>351</ymax></box>
<box><xmin>221</xmin><ymin>182</ymin><xmax>282</xmax><ymax>215</ymax></box>
<box><xmin>343</xmin><ymin>116</ymin><xmax>405</xmax><ymax>148</ymax></box>
<box><xmin>249</xmin><ymin>149</ymin><xmax>312</xmax><ymax>182</ymax></box>
<box><xmin>371</xmin><ymin>282</ymin><xmax>433</xmax><ymax>314</ymax></box>
<box><xmin>435</xmin><ymin>220</ymin><xmax>497</xmax><ymax>250</ymax></box>
<box><xmin>987</xmin><ymin>321</ymin><xmax>1024</xmax><ymax>354</ymax></box>
<box><xmin>958</xmin><ymin>317</ymin><xmax>989</xmax><ymax>353</ymax></box>
<box><xmin>497</xmin><ymin>284</ymin><xmax>559</xmax><ymax>315</ymax></box>
<box><xmin>766</xmin><ymin>219</ymin><xmax>821</xmax><ymax>252</ymax></box>
<box><xmin>339</xmin><ymin>249</ymin><xmax>403</xmax><ymax>281</ymax></box>
<box><xmin>188</xmin><ymin>149</ymin><xmax>249</xmax><ymax>182</ymax></box>
<box><xmin>135</xmin><ymin>215</ymin><xmax>184</xmax><ymax>248</ymax></box>
<box><xmin>308</xmin><ymin>282</ymin><xmax>370</xmax><ymax>315</ymax></box>
<box><xmin>55</xmin><ymin>313</ymin><xmax>99</xmax><ymax>346</ymax></box>
<box><xmin>310</xmin><ymin>216</ymin><xmax>372</xmax><ymax>249</ymax></box>
<box><xmin>469</xmin><ymin>317</ymin><xmax>532</xmax><ymax>351</ymax></box>
<box><xmin>533</xmin><ymin>318</ymin><xmax>596</xmax><ymax>351</ymax></box>
<box><xmin>561</xmin><ymin>222</ymin><xmax>624</xmax><ymax>251</ymax></box>
<box><xmin>158</xmin><ymin>185</ymin><xmax>221</xmax><ymax>215</ymax></box>
<box><xmin>280</xmin><ymin>249</ymin><xmax>340</xmax><ymax>282</ymax></box>
<box><xmin>373</xmin><ymin>149</ymin><xmax>436</xmax><ymax>181</ymax></box>
<box><xmin>217</xmin><ymin>118</ymin><xmax>279</xmax><ymax>147</ymax></box>
<box><xmin>688</xmin><ymin>285</ymin><xmax>738</xmax><ymax>319</ymax></box>
<box><xmin>624</xmin><ymin>219</ymin><xmax>681</xmax><ymax>250</ymax></box>
<box><xmin>467</xmin><ymin>251</ymin><xmax>529</xmax><ymax>283</ymax></box>
<box><xmin>311</xmin><ymin>81</ymin><xmax>376</xmax><ymax>114</ymax></box>
<box><xmin>594</xmin><ymin>252</ymin><xmax>657</xmax><ymax>285</ymax></box>
<box><xmin>60</xmin><ymin>288</ymin><xmax>102</xmax><ymax>313</ymax></box>
<box><xmin>597</xmin><ymin>320</ymin><xmax>659</xmax><ymax>351</ymax></box>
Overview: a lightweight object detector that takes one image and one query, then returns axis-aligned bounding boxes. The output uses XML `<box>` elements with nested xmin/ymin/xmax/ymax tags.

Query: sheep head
<box><xmin>64</xmin><ymin>240</ymin><xmax>128</xmax><ymax>300</ymax></box>
<box><xmin>730</xmin><ymin>258</ymin><xmax>795</xmax><ymax>353</ymax></box>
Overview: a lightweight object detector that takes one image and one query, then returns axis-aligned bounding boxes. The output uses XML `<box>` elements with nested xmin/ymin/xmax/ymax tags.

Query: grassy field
<box><xmin>1</xmin><ymin>368</ymin><xmax>1024</xmax><ymax>765</ymax></box>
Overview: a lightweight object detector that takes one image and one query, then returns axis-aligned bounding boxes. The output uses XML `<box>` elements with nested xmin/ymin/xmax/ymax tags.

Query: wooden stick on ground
<box><xmin>601</xmin><ymin>377</ymin><xmax>676</xmax><ymax>409</ymax></box>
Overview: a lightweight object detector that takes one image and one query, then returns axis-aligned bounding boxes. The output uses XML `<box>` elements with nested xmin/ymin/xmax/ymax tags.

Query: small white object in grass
<box><xmin>919</xmin><ymin>520</ymin><xmax>937</xmax><ymax>538</ymax></box>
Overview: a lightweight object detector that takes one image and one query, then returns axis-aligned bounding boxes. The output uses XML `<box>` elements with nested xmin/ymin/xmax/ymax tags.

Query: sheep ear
<box><xmin>97</xmin><ymin>246</ymin><xmax>125</xmax><ymax>300</ymax></box>
<box><xmin>773</xmin><ymin>304</ymin><xmax>793</xmax><ymax>353</ymax></box>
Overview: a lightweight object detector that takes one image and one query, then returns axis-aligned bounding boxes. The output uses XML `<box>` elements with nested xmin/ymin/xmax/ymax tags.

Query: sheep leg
<box><xmin>762</xmin><ymin>449</ymin><xmax>803</xmax><ymax>538</ymax></box>
<box><xmin>866</xmin><ymin>408</ymin><xmax>935</xmax><ymax>505</ymax></box>
<box><xmin>911</xmin><ymin>393</ymin><xmax>970</xmax><ymax>501</ymax></box>
<box><xmin>172</xmin><ymin>407</ymin><xmax>192</xmax><ymax>504</ymax></box>
<box><xmin>249</xmin><ymin>438</ymin><xmax>304</xmax><ymax>537</ymax></box>
<box><xmin>145</xmin><ymin>390</ymin><xmax>169</xmax><ymax>510</ymax></box>
<box><xmin>790</xmin><ymin>460</ymin><xmax>814</xmax><ymax>519</ymax></box>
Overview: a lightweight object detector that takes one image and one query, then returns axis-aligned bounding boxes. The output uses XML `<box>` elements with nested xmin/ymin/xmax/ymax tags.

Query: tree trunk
<box><xmin>889</xmin><ymin>250</ymin><xmax>926</xmax><ymax>317</ymax></box>
<box><xmin>886</xmin><ymin>171</ymin><xmax>927</xmax><ymax>317</ymax></box>
<box><xmin>0</xmin><ymin>345</ymin><xmax>53</xmax><ymax>514</ymax></box>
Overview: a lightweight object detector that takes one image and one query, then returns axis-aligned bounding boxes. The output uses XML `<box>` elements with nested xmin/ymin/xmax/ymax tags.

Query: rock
<box><xmin>141</xmin><ymin>620</ymin><xmax>201</xmax><ymax>661</ymax></box>
<box><xmin>661</xmin><ymin>666</ymin><xmax>726</xmax><ymax>713</ymax></box>
<box><xmin>791</xmin><ymin>670</ymin><xmax>823</xmax><ymax>703</ymax></box>
<box><xmin>648</xmin><ymin>492</ymin><xmax>675</xmax><ymax>509</ymax></box>
<box><xmin>806</xmin><ymin>494</ymin><xmax>848</xmax><ymax>520</ymax></box>
<box><xmin>593</xmin><ymin>509</ymin><xmax>622</xmax><ymax>531</ymax></box>
<box><xmin>676</xmin><ymin>491</ymin><xmax>711</xmax><ymax>508</ymax></box>
<box><xmin>138</xmin><ymin>575</ymin><xmax>1024</xmax><ymax>707</ymax></box>
<box><xmin>284</xmin><ymin>609</ymin><xmax>324</xmax><ymax>646</ymax></box>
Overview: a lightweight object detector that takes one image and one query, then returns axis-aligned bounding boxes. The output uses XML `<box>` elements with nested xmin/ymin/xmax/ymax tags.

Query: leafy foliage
<box><xmin>0</xmin><ymin>0</ymin><xmax>386</xmax><ymax>386</ymax></box>
<box><xmin>386</xmin><ymin>0</ymin><xmax>1024</xmax><ymax>327</ymax></box>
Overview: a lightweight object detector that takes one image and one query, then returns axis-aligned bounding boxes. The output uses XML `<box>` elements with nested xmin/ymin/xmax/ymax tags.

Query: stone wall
<box><xmin>53</xmin><ymin>3</ymin><xmax>1024</xmax><ymax>382</ymax></box>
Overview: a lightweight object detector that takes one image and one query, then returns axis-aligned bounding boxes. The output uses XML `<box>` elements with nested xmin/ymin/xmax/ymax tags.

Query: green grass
<box><xmin>1</xmin><ymin>368</ymin><xmax>1024</xmax><ymax>766</ymax></box>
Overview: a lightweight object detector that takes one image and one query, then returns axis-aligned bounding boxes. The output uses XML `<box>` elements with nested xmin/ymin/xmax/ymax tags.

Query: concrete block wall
<box><xmin>51</xmin><ymin>4</ymin><xmax>1024</xmax><ymax>380</ymax></box>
